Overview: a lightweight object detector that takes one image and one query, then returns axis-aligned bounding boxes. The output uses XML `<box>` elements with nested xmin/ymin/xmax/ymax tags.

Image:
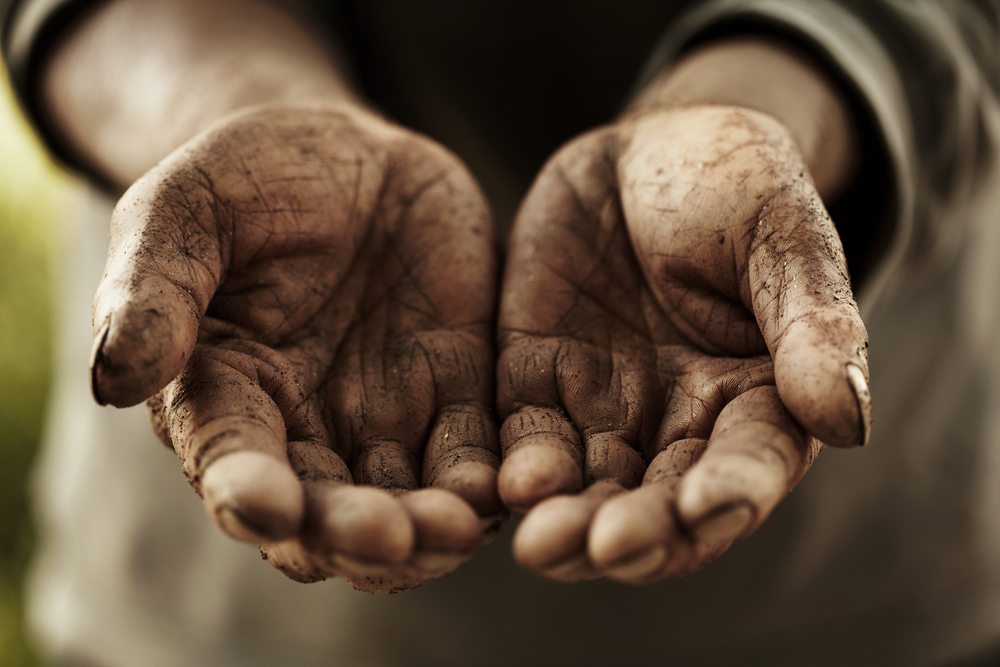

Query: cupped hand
<box><xmin>90</xmin><ymin>104</ymin><xmax>502</xmax><ymax>592</ymax></box>
<box><xmin>497</xmin><ymin>106</ymin><xmax>871</xmax><ymax>583</ymax></box>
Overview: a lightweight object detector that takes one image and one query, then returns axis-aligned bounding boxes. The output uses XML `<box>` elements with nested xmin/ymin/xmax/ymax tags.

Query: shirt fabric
<box><xmin>3</xmin><ymin>1</ymin><xmax>1000</xmax><ymax>665</ymax></box>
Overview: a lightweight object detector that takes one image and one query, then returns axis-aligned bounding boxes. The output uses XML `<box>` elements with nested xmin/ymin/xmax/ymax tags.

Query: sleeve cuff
<box><xmin>3</xmin><ymin>0</ymin><xmax>95</xmax><ymax>172</ymax></box>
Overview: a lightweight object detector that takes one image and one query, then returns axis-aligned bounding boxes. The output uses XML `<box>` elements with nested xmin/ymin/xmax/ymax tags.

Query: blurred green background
<box><xmin>0</xmin><ymin>73</ymin><xmax>71</xmax><ymax>666</ymax></box>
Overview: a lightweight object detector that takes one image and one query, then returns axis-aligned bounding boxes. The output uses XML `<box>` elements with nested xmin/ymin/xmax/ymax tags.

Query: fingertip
<box><xmin>513</xmin><ymin>496</ymin><xmax>587</xmax><ymax>570</ymax></box>
<box><xmin>399</xmin><ymin>488</ymin><xmax>481</xmax><ymax>553</ymax></box>
<box><xmin>261</xmin><ymin>542</ymin><xmax>330</xmax><ymax>584</ymax></box>
<box><xmin>433</xmin><ymin>461</ymin><xmax>502</xmax><ymax>517</ymax></box>
<box><xmin>498</xmin><ymin>442</ymin><xmax>583</xmax><ymax>512</ymax></box>
<box><xmin>201</xmin><ymin>450</ymin><xmax>305</xmax><ymax>543</ymax></box>
<box><xmin>604</xmin><ymin>545</ymin><xmax>669</xmax><ymax>584</ymax></box>
<box><xmin>684</xmin><ymin>501</ymin><xmax>755</xmax><ymax>544</ymax></box>
<box><xmin>588</xmin><ymin>486</ymin><xmax>671</xmax><ymax>571</ymax></box>
<box><xmin>409</xmin><ymin>551</ymin><xmax>468</xmax><ymax>575</ymax></box>
<box><xmin>535</xmin><ymin>554</ymin><xmax>599</xmax><ymax>583</ymax></box>
<box><xmin>91</xmin><ymin>277</ymin><xmax>199</xmax><ymax>407</ymax></box>
<box><xmin>774</xmin><ymin>318</ymin><xmax>871</xmax><ymax>448</ymax></box>
<box><xmin>319</xmin><ymin>486</ymin><xmax>415</xmax><ymax>564</ymax></box>
<box><xmin>675</xmin><ymin>462</ymin><xmax>761</xmax><ymax>543</ymax></box>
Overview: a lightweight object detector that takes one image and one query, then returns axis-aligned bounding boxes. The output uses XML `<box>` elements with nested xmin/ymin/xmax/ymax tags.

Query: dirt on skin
<box><xmin>89</xmin><ymin>103</ymin><xmax>871</xmax><ymax>592</ymax></box>
<box><xmin>497</xmin><ymin>106</ymin><xmax>868</xmax><ymax>583</ymax></box>
<box><xmin>90</xmin><ymin>104</ymin><xmax>502</xmax><ymax>591</ymax></box>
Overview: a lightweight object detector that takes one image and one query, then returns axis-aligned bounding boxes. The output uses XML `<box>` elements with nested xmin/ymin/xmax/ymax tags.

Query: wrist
<box><xmin>624</xmin><ymin>36</ymin><xmax>857</xmax><ymax>200</ymax></box>
<box><xmin>155</xmin><ymin>62</ymin><xmax>361</xmax><ymax>161</ymax></box>
<box><xmin>41</xmin><ymin>0</ymin><xmax>358</xmax><ymax>189</ymax></box>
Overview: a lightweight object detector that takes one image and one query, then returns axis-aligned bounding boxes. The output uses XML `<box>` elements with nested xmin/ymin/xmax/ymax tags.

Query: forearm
<box><xmin>626</xmin><ymin>36</ymin><xmax>857</xmax><ymax>200</ymax></box>
<box><xmin>41</xmin><ymin>0</ymin><xmax>358</xmax><ymax>188</ymax></box>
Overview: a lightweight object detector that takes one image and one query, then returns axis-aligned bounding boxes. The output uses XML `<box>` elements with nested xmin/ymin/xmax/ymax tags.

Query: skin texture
<box><xmin>44</xmin><ymin>0</ymin><xmax>502</xmax><ymax>592</ymax></box>
<box><xmin>495</xmin><ymin>36</ymin><xmax>872</xmax><ymax>584</ymax></box>
<box><xmin>44</xmin><ymin>0</ymin><xmax>871</xmax><ymax>591</ymax></box>
<box><xmin>498</xmin><ymin>105</ymin><xmax>871</xmax><ymax>583</ymax></box>
<box><xmin>91</xmin><ymin>104</ymin><xmax>502</xmax><ymax>592</ymax></box>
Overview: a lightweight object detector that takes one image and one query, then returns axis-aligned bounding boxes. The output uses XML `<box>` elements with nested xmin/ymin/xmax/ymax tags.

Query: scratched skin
<box><xmin>89</xmin><ymin>105</ymin><xmax>502</xmax><ymax>592</ymax></box>
<box><xmin>498</xmin><ymin>106</ymin><xmax>872</xmax><ymax>583</ymax></box>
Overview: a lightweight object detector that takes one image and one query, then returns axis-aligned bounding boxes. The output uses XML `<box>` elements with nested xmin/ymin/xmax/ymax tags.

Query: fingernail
<box><xmin>330</xmin><ymin>552</ymin><xmax>395</xmax><ymax>578</ymax></box>
<box><xmin>215</xmin><ymin>504</ymin><xmax>284</xmax><ymax>543</ymax></box>
<box><xmin>690</xmin><ymin>501</ymin><xmax>755</xmax><ymax>543</ymax></box>
<box><xmin>606</xmin><ymin>544</ymin><xmax>669</xmax><ymax>582</ymax></box>
<box><xmin>845</xmin><ymin>362</ymin><xmax>872</xmax><ymax>446</ymax></box>
<box><xmin>411</xmin><ymin>550</ymin><xmax>467</xmax><ymax>573</ymax></box>
<box><xmin>540</xmin><ymin>553</ymin><xmax>599</xmax><ymax>582</ymax></box>
<box><xmin>89</xmin><ymin>319</ymin><xmax>111</xmax><ymax>406</ymax></box>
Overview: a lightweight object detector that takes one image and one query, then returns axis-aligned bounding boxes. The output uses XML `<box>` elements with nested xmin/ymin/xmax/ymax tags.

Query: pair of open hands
<box><xmin>90</xmin><ymin>102</ymin><xmax>870</xmax><ymax>593</ymax></box>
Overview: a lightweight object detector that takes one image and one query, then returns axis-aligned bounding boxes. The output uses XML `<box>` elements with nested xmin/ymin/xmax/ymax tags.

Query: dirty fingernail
<box><xmin>216</xmin><ymin>504</ymin><xmax>285</xmax><ymax>543</ymax></box>
<box><xmin>845</xmin><ymin>362</ymin><xmax>872</xmax><ymax>447</ymax></box>
<box><xmin>606</xmin><ymin>544</ymin><xmax>669</xmax><ymax>583</ymax></box>
<box><xmin>89</xmin><ymin>319</ymin><xmax>111</xmax><ymax>406</ymax></box>
<box><xmin>689</xmin><ymin>501</ymin><xmax>754</xmax><ymax>544</ymax></box>
<box><xmin>540</xmin><ymin>554</ymin><xmax>599</xmax><ymax>582</ymax></box>
<box><xmin>411</xmin><ymin>550</ymin><xmax>467</xmax><ymax>574</ymax></box>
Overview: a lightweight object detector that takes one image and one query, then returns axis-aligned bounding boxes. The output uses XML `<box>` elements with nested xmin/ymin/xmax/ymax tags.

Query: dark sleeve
<box><xmin>2</xmin><ymin>0</ymin><xmax>91</xmax><ymax>166</ymax></box>
<box><xmin>634</xmin><ymin>0</ymin><xmax>1000</xmax><ymax>312</ymax></box>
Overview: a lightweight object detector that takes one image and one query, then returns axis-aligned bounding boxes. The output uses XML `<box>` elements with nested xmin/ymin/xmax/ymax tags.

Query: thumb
<box><xmin>748</xmin><ymin>182</ymin><xmax>872</xmax><ymax>448</ymax></box>
<box><xmin>91</xmin><ymin>165</ymin><xmax>225</xmax><ymax>407</ymax></box>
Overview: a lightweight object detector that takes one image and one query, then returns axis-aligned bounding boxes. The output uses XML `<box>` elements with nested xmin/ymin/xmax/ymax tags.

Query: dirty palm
<box><xmin>89</xmin><ymin>105</ymin><xmax>501</xmax><ymax>592</ymax></box>
<box><xmin>88</xmin><ymin>103</ymin><xmax>871</xmax><ymax>590</ymax></box>
<box><xmin>498</xmin><ymin>106</ymin><xmax>870</xmax><ymax>583</ymax></box>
